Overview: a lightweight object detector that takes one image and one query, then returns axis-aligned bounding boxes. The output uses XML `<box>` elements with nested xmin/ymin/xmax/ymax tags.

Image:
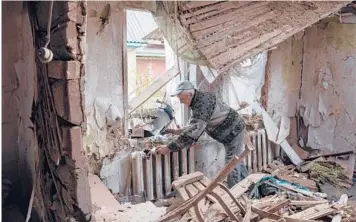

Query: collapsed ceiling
<box><xmin>151</xmin><ymin>1</ymin><xmax>348</xmax><ymax>76</ymax></box>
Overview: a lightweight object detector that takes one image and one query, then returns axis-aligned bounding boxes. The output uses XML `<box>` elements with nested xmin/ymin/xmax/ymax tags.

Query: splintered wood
<box><xmin>162</xmin><ymin>170</ymin><xmax>349</xmax><ymax>222</ymax></box>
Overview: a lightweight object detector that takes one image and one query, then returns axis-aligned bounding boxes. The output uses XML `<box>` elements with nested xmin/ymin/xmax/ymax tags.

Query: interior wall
<box><xmin>266</xmin><ymin>17</ymin><xmax>356</xmax><ymax>153</ymax></box>
<box><xmin>84</xmin><ymin>2</ymin><xmax>127</xmax><ymax>158</ymax></box>
<box><xmin>2</xmin><ymin>1</ymin><xmax>35</xmax><ymax>188</ymax></box>
<box><xmin>265</xmin><ymin>32</ymin><xmax>304</xmax><ymax>145</ymax></box>
<box><xmin>265</xmin><ymin>33</ymin><xmax>304</xmax><ymax>122</ymax></box>
<box><xmin>300</xmin><ymin>18</ymin><xmax>356</xmax><ymax>152</ymax></box>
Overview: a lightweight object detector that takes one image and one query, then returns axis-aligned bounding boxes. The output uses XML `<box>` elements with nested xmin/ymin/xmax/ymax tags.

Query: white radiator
<box><xmin>130</xmin><ymin>129</ymin><xmax>277</xmax><ymax>200</ymax></box>
<box><xmin>245</xmin><ymin>129</ymin><xmax>279</xmax><ymax>173</ymax></box>
<box><xmin>131</xmin><ymin>147</ymin><xmax>195</xmax><ymax>200</ymax></box>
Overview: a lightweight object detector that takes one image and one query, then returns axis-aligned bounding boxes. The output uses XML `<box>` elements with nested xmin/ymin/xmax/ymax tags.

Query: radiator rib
<box><xmin>130</xmin><ymin>129</ymin><xmax>277</xmax><ymax>201</ymax></box>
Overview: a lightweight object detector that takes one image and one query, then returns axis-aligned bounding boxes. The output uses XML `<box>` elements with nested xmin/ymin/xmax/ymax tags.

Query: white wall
<box><xmin>84</xmin><ymin>2</ymin><xmax>126</xmax><ymax>158</ymax></box>
<box><xmin>300</xmin><ymin>19</ymin><xmax>356</xmax><ymax>152</ymax></box>
<box><xmin>266</xmin><ymin>18</ymin><xmax>356</xmax><ymax>153</ymax></box>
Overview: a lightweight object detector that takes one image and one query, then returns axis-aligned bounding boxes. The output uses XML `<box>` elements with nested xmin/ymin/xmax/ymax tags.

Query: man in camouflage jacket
<box><xmin>156</xmin><ymin>80</ymin><xmax>248</xmax><ymax>188</ymax></box>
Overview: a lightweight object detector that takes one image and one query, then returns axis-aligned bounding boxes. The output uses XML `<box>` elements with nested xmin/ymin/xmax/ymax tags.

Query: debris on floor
<box><xmin>89</xmin><ymin>173</ymin><xmax>166</xmax><ymax>222</ymax></box>
<box><xmin>93</xmin><ymin>202</ymin><xmax>166</xmax><ymax>222</ymax></box>
<box><xmin>160</xmin><ymin>156</ymin><xmax>355</xmax><ymax>222</ymax></box>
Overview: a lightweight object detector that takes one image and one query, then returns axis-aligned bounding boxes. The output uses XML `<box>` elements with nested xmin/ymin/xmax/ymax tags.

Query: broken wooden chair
<box><xmin>158</xmin><ymin>131</ymin><xmax>255</xmax><ymax>222</ymax></box>
<box><xmin>170</xmin><ymin>171</ymin><xmax>247</xmax><ymax>221</ymax></box>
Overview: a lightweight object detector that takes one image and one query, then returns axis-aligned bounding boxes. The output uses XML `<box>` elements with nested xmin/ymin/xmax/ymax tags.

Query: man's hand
<box><xmin>155</xmin><ymin>145</ymin><xmax>170</xmax><ymax>155</ymax></box>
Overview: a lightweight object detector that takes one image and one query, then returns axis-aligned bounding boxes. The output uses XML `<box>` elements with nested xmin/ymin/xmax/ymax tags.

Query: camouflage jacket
<box><xmin>167</xmin><ymin>90</ymin><xmax>245</xmax><ymax>152</ymax></box>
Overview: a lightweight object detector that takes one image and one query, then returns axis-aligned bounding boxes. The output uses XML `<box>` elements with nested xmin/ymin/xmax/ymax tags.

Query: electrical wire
<box><xmin>44</xmin><ymin>1</ymin><xmax>54</xmax><ymax>47</ymax></box>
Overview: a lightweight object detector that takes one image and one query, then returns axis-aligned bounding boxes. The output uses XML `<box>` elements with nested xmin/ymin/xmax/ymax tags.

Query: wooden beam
<box><xmin>128</xmin><ymin>68</ymin><xmax>179</xmax><ymax>114</ymax></box>
<box><xmin>115</xmin><ymin>1</ymin><xmax>155</xmax><ymax>12</ymax></box>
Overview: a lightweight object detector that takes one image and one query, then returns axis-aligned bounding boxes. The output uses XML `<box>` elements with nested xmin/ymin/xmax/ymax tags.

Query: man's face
<box><xmin>177</xmin><ymin>92</ymin><xmax>191</xmax><ymax>106</ymax></box>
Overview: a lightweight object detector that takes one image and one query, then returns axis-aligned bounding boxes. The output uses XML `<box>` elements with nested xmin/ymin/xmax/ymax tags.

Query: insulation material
<box><xmin>300</xmin><ymin>18</ymin><xmax>356</xmax><ymax>152</ymax></box>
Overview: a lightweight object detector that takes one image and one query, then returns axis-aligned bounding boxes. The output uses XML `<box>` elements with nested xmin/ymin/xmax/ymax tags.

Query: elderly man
<box><xmin>156</xmin><ymin>80</ymin><xmax>248</xmax><ymax>188</ymax></box>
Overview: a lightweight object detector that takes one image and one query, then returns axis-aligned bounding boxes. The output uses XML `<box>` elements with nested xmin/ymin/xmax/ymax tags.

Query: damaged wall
<box><xmin>266</xmin><ymin>17</ymin><xmax>356</xmax><ymax>152</ymax></box>
<box><xmin>265</xmin><ymin>32</ymin><xmax>304</xmax><ymax>146</ymax></box>
<box><xmin>84</xmin><ymin>2</ymin><xmax>127</xmax><ymax>158</ymax></box>
<box><xmin>300</xmin><ymin>18</ymin><xmax>356</xmax><ymax>152</ymax></box>
<box><xmin>265</xmin><ymin>33</ymin><xmax>304</xmax><ymax>121</ymax></box>
<box><xmin>2</xmin><ymin>0</ymin><xmax>36</xmax><ymax>198</ymax></box>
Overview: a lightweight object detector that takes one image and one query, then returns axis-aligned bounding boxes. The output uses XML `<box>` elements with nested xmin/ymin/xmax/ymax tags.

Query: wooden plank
<box><xmin>242</xmin><ymin>196</ymin><xmax>251</xmax><ymax>222</ymax></box>
<box><xmin>156</xmin><ymin>154</ymin><xmax>164</xmax><ymax>199</ymax></box>
<box><xmin>199</xmin><ymin>17</ymin><xmax>270</xmax><ymax>56</ymax></box>
<box><xmin>183</xmin><ymin>1</ymin><xmax>217</xmax><ymax>10</ymax></box>
<box><xmin>172</xmin><ymin>172</ymin><xmax>204</xmax><ymax>189</ymax></box>
<box><xmin>304</xmin><ymin>150</ymin><xmax>354</xmax><ymax>161</ymax></box>
<box><xmin>288</xmin><ymin>204</ymin><xmax>330</xmax><ymax>219</ymax></box>
<box><xmin>182</xmin><ymin>1</ymin><xmax>250</xmax><ymax>25</ymax></box>
<box><xmin>331</xmin><ymin>194</ymin><xmax>348</xmax><ymax>222</ymax></box>
<box><xmin>180</xmin><ymin>1</ymin><xmax>236</xmax><ymax>20</ymax></box>
<box><xmin>267</xmin><ymin>199</ymin><xmax>291</xmax><ymax>213</ymax></box>
<box><xmin>128</xmin><ymin>68</ymin><xmax>179</xmax><ymax>114</ymax></box>
<box><xmin>229</xmin><ymin>173</ymin><xmax>266</xmax><ymax>199</ymax></box>
<box><xmin>251</xmin><ymin>206</ymin><xmax>281</xmax><ymax>220</ymax></box>
<box><xmin>210</xmin><ymin>27</ymin><xmax>286</xmax><ymax>68</ymax></box>
<box><xmin>283</xmin><ymin>217</ymin><xmax>318</xmax><ymax>222</ymax></box>
<box><xmin>290</xmin><ymin>200</ymin><xmax>328</xmax><ymax>206</ymax></box>
<box><xmin>304</xmin><ymin>208</ymin><xmax>335</xmax><ymax>220</ymax></box>
<box><xmin>164</xmin><ymin>154</ymin><xmax>171</xmax><ymax>196</ymax></box>
<box><xmin>189</xmin><ymin>2</ymin><xmax>269</xmax><ymax>32</ymax></box>
<box><xmin>193</xmin><ymin>9</ymin><xmax>274</xmax><ymax>42</ymax></box>
<box><xmin>181</xmin><ymin>148</ymin><xmax>188</xmax><ymax>175</ymax></box>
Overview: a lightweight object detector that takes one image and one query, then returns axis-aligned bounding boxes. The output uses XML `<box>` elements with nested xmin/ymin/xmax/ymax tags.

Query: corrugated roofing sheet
<box><xmin>126</xmin><ymin>10</ymin><xmax>158</xmax><ymax>43</ymax></box>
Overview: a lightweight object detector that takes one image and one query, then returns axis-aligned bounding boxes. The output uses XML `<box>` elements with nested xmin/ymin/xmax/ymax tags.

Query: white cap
<box><xmin>170</xmin><ymin>80</ymin><xmax>195</xmax><ymax>97</ymax></box>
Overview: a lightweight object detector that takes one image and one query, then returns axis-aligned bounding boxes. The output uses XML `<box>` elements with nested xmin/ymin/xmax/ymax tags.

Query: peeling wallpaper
<box><xmin>300</xmin><ymin>19</ymin><xmax>356</xmax><ymax>152</ymax></box>
<box><xmin>267</xmin><ymin>18</ymin><xmax>356</xmax><ymax>153</ymax></box>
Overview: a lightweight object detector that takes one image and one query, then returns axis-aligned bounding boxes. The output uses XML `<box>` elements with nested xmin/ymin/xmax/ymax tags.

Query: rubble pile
<box><xmin>162</xmin><ymin>153</ymin><xmax>355</xmax><ymax>222</ymax></box>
